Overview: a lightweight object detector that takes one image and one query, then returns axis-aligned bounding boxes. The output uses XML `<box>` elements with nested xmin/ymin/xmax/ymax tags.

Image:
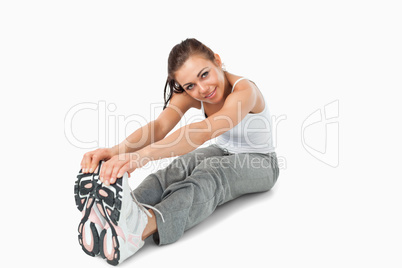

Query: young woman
<box><xmin>75</xmin><ymin>38</ymin><xmax>279</xmax><ymax>265</ymax></box>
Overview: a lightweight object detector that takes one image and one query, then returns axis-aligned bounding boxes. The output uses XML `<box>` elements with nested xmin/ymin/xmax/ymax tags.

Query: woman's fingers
<box><xmin>100</xmin><ymin>160</ymin><xmax>114</xmax><ymax>185</ymax></box>
<box><xmin>110</xmin><ymin>165</ymin><xmax>122</xmax><ymax>184</ymax></box>
<box><xmin>80</xmin><ymin>148</ymin><xmax>113</xmax><ymax>173</ymax></box>
<box><xmin>99</xmin><ymin>154</ymin><xmax>132</xmax><ymax>185</ymax></box>
<box><xmin>117</xmin><ymin>163</ymin><xmax>131</xmax><ymax>178</ymax></box>
<box><xmin>80</xmin><ymin>157</ymin><xmax>86</xmax><ymax>172</ymax></box>
<box><xmin>82</xmin><ymin>152</ymin><xmax>93</xmax><ymax>173</ymax></box>
<box><xmin>80</xmin><ymin>151</ymin><xmax>134</xmax><ymax>183</ymax></box>
<box><xmin>100</xmin><ymin>156</ymin><xmax>119</xmax><ymax>185</ymax></box>
<box><xmin>89</xmin><ymin>153</ymin><xmax>101</xmax><ymax>173</ymax></box>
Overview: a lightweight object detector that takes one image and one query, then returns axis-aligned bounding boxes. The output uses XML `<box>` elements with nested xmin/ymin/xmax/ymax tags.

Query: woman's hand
<box><xmin>99</xmin><ymin>153</ymin><xmax>149</xmax><ymax>185</ymax></box>
<box><xmin>80</xmin><ymin>148</ymin><xmax>116</xmax><ymax>174</ymax></box>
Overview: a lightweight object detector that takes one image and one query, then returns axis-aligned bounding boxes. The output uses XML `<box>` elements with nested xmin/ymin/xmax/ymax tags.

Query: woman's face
<box><xmin>175</xmin><ymin>54</ymin><xmax>226</xmax><ymax>104</ymax></box>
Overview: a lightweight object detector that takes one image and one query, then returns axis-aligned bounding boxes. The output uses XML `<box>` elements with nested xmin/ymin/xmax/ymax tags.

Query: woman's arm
<box><xmin>112</xmin><ymin>120</ymin><xmax>169</xmax><ymax>155</ymax></box>
<box><xmin>100</xmin><ymin>80</ymin><xmax>258</xmax><ymax>184</ymax></box>
<box><xmin>81</xmin><ymin>120</ymin><xmax>167</xmax><ymax>174</ymax></box>
<box><xmin>81</xmin><ymin>91</ymin><xmax>196</xmax><ymax>174</ymax></box>
<box><xmin>140</xmin><ymin>80</ymin><xmax>258</xmax><ymax>160</ymax></box>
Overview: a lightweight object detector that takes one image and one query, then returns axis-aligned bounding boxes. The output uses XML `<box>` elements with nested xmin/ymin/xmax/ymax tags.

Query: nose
<box><xmin>198</xmin><ymin>82</ymin><xmax>209</xmax><ymax>94</ymax></box>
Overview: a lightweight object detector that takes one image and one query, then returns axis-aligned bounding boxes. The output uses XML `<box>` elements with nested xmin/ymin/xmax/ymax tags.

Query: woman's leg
<box><xmin>151</xmin><ymin>152</ymin><xmax>279</xmax><ymax>245</ymax></box>
<box><xmin>133</xmin><ymin>145</ymin><xmax>226</xmax><ymax>206</ymax></box>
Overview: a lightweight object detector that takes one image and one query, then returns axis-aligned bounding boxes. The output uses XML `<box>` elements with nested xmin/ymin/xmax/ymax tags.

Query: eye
<box><xmin>201</xmin><ymin>71</ymin><xmax>209</xmax><ymax>78</ymax></box>
<box><xmin>186</xmin><ymin>84</ymin><xmax>194</xmax><ymax>90</ymax></box>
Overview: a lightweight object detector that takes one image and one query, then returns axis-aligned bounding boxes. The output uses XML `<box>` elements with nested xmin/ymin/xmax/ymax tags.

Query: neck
<box><xmin>222</xmin><ymin>71</ymin><xmax>232</xmax><ymax>101</ymax></box>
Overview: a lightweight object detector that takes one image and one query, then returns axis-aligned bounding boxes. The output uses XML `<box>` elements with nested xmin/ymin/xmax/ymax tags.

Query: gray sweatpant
<box><xmin>133</xmin><ymin>144</ymin><xmax>279</xmax><ymax>245</ymax></box>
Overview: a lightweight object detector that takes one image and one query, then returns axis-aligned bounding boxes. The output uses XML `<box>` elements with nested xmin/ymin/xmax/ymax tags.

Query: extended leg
<box><xmin>133</xmin><ymin>145</ymin><xmax>226</xmax><ymax>206</ymax></box>
<box><xmin>152</xmin><ymin>152</ymin><xmax>279</xmax><ymax>245</ymax></box>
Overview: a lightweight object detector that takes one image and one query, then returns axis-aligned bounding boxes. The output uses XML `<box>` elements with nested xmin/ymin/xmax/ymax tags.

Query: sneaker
<box><xmin>74</xmin><ymin>161</ymin><xmax>106</xmax><ymax>257</ymax></box>
<box><xmin>95</xmin><ymin>172</ymin><xmax>157</xmax><ymax>265</ymax></box>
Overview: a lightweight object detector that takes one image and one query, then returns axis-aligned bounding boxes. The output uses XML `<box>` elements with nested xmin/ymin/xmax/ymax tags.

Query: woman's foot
<box><xmin>74</xmin><ymin>162</ymin><xmax>105</xmax><ymax>257</ymax></box>
<box><xmin>95</xmin><ymin>173</ymin><xmax>150</xmax><ymax>265</ymax></box>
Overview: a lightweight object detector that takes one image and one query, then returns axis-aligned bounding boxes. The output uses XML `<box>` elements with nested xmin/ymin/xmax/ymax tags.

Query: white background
<box><xmin>1</xmin><ymin>0</ymin><xmax>401</xmax><ymax>267</ymax></box>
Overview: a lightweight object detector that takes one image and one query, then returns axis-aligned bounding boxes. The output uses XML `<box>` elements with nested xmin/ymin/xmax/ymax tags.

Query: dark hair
<box><xmin>163</xmin><ymin>38</ymin><xmax>217</xmax><ymax>109</ymax></box>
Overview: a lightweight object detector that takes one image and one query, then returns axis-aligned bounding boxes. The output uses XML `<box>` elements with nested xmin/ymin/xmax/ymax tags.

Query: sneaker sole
<box><xmin>95</xmin><ymin>177</ymin><xmax>123</xmax><ymax>266</ymax></box>
<box><xmin>74</xmin><ymin>162</ymin><xmax>103</xmax><ymax>257</ymax></box>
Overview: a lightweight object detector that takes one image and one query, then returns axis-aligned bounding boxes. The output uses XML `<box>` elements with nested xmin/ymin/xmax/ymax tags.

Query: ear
<box><xmin>214</xmin><ymin>53</ymin><xmax>223</xmax><ymax>67</ymax></box>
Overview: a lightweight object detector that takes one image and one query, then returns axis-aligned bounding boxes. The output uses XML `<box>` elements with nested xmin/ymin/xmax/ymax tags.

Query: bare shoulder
<box><xmin>225</xmin><ymin>72</ymin><xmax>265</xmax><ymax>113</ymax></box>
<box><xmin>225</xmin><ymin>72</ymin><xmax>258</xmax><ymax>92</ymax></box>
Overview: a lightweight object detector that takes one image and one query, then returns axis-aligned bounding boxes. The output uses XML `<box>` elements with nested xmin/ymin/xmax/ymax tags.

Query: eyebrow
<box><xmin>183</xmin><ymin>67</ymin><xmax>209</xmax><ymax>87</ymax></box>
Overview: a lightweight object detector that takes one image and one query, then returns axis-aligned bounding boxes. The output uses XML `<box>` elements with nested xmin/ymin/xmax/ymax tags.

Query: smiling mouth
<box><xmin>205</xmin><ymin>88</ymin><xmax>217</xmax><ymax>98</ymax></box>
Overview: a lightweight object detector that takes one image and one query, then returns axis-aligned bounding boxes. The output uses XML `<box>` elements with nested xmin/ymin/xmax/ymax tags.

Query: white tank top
<box><xmin>201</xmin><ymin>77</ymin><xmax>275</xmax><ymax>154</ymax></box>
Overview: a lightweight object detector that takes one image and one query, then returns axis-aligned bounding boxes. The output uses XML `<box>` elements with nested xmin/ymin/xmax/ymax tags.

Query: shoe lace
<box><xmin>129</xmin><ymin>186</ymin><xmax>165</xmax><ymax>223</ymax></box>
